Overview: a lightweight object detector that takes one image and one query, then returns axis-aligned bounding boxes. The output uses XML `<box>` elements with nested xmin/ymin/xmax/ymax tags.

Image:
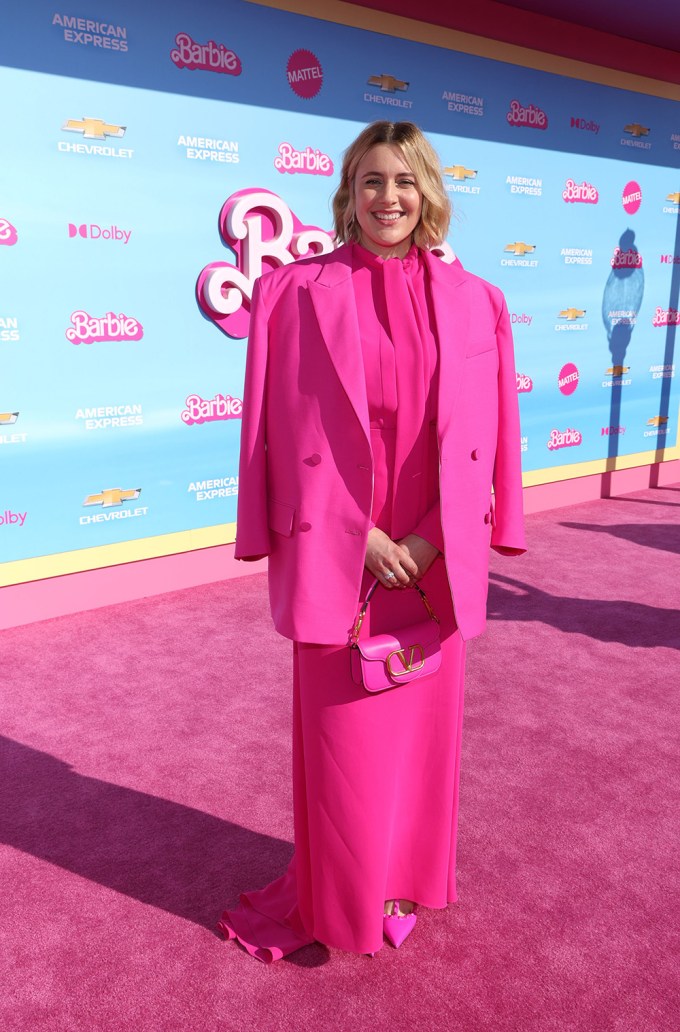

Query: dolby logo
<box><xmin>68</xmin><ymin>223</ymin><xmax>131</xmax><ymax>244</ymax></box>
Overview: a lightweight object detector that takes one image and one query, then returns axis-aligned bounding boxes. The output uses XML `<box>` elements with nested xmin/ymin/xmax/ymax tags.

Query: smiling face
<box><xmin>353</xmin><ymin>143</ymin><xmax>423</xmax><ymax>259</ymax></box>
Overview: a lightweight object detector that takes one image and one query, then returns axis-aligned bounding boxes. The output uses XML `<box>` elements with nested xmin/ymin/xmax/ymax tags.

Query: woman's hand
<box><xmin>397</xmin><ymin>534</ymin><xmax>440</xmax><ymax>581</ymax></box>
<box><xmin>365</xmin><ymin>527</ymin><xmax>418</xmax><ymax>589</ymax></box>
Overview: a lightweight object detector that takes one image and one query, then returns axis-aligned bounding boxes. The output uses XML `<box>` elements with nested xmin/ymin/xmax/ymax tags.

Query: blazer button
<box><xmin>304</xmin><ymin>453</ymin><xmax>322</xmax><ymax>467</ymax></box>
<box><xmin>484</xmin><ymin>512</ymin><xmax>491</xmax><ymax>524</ymax></box>
<box><xmin>471</xmin><ymin>448</ymin><xmax>479</xmax><ymax>461</ymax></box>
<box><xmin>299</xmin><ymin>521</ymin><xmax>312</xmax><ymax>532</ymax></box>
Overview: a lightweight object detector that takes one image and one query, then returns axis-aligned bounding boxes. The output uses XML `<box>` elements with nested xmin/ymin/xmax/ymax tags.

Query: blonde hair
<box><xmin>332</xmin><ymin>121</ymin><xmax>451</xmax><ymax>248</ymax></box>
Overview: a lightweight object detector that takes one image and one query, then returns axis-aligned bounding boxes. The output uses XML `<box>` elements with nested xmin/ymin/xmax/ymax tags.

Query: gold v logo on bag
<box><xmin>349</xmin><ymin>579</ymin><xmax>441</xmax><ymax>693</ymax></box>
<box><xmin>387</xmin><ymin>644</ymin><xmax>425</xmax><ymax>677</ymax></box>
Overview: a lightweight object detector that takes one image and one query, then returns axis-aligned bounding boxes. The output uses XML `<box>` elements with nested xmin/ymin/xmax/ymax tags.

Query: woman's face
<box><xmin>353</xmin><ymin>143</ymin><xmax>422</xmax><ymax>259</ymax></box>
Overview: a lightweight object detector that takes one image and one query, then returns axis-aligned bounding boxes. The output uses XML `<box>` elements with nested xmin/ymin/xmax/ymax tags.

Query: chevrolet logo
<box><xmin>443</xmin><ymin>165</ymin><xmax>477</xmax><ymax>181</ymax></box>
<box><xmin>367</xmin><ymin>74</ymin><xmax>409</xmax><ymax>93</ymax></box>
<box><xmin>647</xmin><ymin>416</ymin><xmax>668</xmax><ymax>427</ymax></box>
<box><xmin>607</xmin><ymin>366</ymin><xmax>630</xmax><ymax>376</ymax></box>
<box><xmin>558</xmin><ymin>308</ymin><xmax>586</xmax><ymax>320</ymax></box>
<box><xmin>623</xmin><ymin>123</ymin><xmax>649</xmax><ymax>137</ymax></box>
<box><xmin>505</xmin><ymin>242</ymin><xmax>536</xmax><ymax>256</ymax></box>
<box><xmin>0</xmin><ymin>412</ymin><xmax>19</xmax><ymax>425</ymax></box>
<box><xmin>62</xmin><ymin>117</ymin><xmax>126</xmax><ymax>140</ymax></box>
<box><xmin>83</xmin><ymin>488</ymin><xmax>141</xmax><ymax>508</ymax></box>
<box><xmin>667</xmin><ymin>192</ymin><xmax>680</xmax><ymax>204</ymax></box>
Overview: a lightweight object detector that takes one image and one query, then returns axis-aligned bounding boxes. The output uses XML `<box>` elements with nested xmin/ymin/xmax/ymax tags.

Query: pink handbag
<box><xmin>349</xmin><ymin>579</ymin><xmax>442</xmax><ymax>693</ymax></box>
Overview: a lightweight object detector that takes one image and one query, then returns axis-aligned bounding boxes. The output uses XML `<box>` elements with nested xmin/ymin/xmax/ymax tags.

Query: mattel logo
<box><xmin>0</xmin><ymin>217</ymin><xmax>18</xmax><ymax>246</ymax></box>
<box><xmin>506</xmin><ymin>99</ymin><xmax>548</xmax><ymax>130</ymax></box>
<box><xmin>570</xmin><ymin>116</ymin><xmax>600</xmax><ymax>134</ymax></box>
<box><xmin>170</xmin><ymin>32</ymin><xmax>241</xmax><ymax>75</ymax></box>
<box><xmin>0</xmin><ymin>509</ymin><xmax>27</xmax><ymax>526</ymax></box>
<box><xmin>68</xmin><ymin>223</ymin><xmax>131</xmax><ymax>244</ymax></box>
<box><xmin>516</xmin><ymin>372</ymin><xmax>533</xmax><ymax>393</ymax></box>
<box><xmin>274</xmin><ymin>142</ymin><xmax>333</xmax><ymax>176</ymax></box>
<box><xmin>287</xmin><ymin>49</ymin><xmax>323</xmax><ymax>99</ymax></box>
<box><xmin>558</xmin><ymin>363</ymin><xmax>579</xmax><ymax>396</ymax></box>
<box><xmin>622</xmin><ymin>181</ymin><xmax>642</xmax><ymax>214</ymax></box>
<box><xmin>66</xmin><ymin>310</ymin><xmax>143</xmax><ymax>345</ymax></box>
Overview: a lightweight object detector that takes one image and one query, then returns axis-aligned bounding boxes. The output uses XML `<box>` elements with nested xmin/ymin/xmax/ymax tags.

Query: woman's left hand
<box><xmin>397</xmin><ymin>534</ymin><xmax>441</xmax><ymax>582</ymax></box>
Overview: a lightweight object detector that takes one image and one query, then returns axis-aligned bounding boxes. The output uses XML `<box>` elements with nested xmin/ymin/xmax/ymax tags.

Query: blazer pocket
<box><xmin>465</xmin><ymin>336</ymin><xmax>497</xmax><ymax>358</ymax></box>
<box><xmin>268</xmin><ymin>498</ymin><xmax>296</xmax><ymax>537</ymax></box>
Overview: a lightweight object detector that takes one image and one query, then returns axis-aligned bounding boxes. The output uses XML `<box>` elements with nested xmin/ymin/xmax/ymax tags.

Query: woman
<box><xmin>218</xmin><ymin>121</ymin><xmax>526</xmax><ymax>961</ymax></box>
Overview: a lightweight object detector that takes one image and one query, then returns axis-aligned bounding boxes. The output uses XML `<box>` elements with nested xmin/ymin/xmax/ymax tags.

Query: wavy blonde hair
<box><xmin>332</xmin><ymin>121</ymin><xmax>451</xmax><ymax>248</ymax></box>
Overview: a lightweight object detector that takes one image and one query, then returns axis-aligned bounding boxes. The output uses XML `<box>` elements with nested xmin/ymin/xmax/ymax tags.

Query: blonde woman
<box><xmin>219</xmin><ymin>121</ymin><xmax>526</xmax><ymax>961</ymax></box>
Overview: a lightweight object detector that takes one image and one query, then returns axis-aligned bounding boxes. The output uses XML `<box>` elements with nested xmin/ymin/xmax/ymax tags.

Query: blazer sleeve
<box><xmin>413</xmin><ymin>500</ymin><xmax>445</xmax><ymax>554</ymax></box>
<box><xmin>490</xmin><ymin>296</ymin><xmax>527</xmax><ymax>557</ymax></box>
<box><xmin>234</xmin><ymin>278</ymin><xmax>272</xmax><ymax>561</ymax></box>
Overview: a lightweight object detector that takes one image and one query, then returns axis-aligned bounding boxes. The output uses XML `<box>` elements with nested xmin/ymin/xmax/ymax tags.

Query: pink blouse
<box><xmin>350</xmin><ymin>243</ymin><xmax>444</xmax><ymax>552</ymax></box>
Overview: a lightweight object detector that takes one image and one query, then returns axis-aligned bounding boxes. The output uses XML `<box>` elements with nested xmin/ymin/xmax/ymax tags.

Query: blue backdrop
<box><xmin>0</xmin><ymin>0</ymin><xmax>678</xmax><ymax>577</ymax></box>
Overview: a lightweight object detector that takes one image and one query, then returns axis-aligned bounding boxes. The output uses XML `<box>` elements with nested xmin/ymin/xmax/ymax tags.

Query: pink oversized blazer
<box><xmin>235</xmin><ymin>245</ymin><xmax>526</xmax><ymax>644</ymax></box>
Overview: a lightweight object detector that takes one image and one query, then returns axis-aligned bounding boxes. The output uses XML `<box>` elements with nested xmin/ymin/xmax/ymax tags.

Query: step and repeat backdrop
<box><xmin>1</xmin><ymin>0</ymin><xmax>678</xmax><ymax>582</ymax></box>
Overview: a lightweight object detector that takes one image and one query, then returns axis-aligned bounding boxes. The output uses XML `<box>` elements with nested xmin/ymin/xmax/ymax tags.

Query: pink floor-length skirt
<box><xmin>219</xmin><ymin>246</ymin><xmax>467</xmax><ymax>959</ymax></box>
<box><xmin>219</xmin><ymin>441</ymin><xmax>466</xmax><ymax>959</ymax></box>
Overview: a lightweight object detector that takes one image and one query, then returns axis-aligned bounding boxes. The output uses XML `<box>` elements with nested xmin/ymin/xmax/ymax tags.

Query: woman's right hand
<box><xmin>365</xmin><ymin>527</ymin><xmax>419</xmax><ymax>589</ymax></box>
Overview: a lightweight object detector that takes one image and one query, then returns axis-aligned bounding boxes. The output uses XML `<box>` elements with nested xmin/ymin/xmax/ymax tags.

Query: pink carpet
<box><xmin>2</xmin><ymin>484</ymin><xmax>679</xmax><ymax>1031</ymax></box>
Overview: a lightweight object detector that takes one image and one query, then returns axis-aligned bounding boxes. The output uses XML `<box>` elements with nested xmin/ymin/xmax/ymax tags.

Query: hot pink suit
<box><xmin>220</xmin><ymin>243</ymin><xmax>526</xmax><ymax>960</ymax></box>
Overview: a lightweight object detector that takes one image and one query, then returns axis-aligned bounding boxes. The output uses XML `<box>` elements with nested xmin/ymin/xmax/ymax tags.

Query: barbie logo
<box><xmin>170</xmin><ymin>32</ymin><xmax>242</xmax><ymax>75</ymax></box>
<box><xmin>65</xmin><ymin>310</ymin><xmax>143</xmax><ymax>344</ymax></box>
<box><xmin>611</xmin><ymin>247</ymin><xmax>643</xmax><ymax>269</ymax></box>
<box><xmin>652</xmin><ymin>307</ymin><xmax>680</xmax><ymax>326</ymax></box>
<box><xmin>197</xmin><ymin>188</ymin><xmax>335</xmax><ymax>339</ymax></box>
<box><xmin>274</xmin><ymin>143</ymin><xmax>334</xmax><ymax>176</ymax></box>
<box><xmin>516</xmin><ymin>372</ymin><xmax>533</xmax><ymax>393</ymax></box>
<box><xmin>181</xmin><ymin>393</ymin><xmax>243</xmax><ymax>425</ymax></box>
<box><xmin>0</xmin><ymin>218</ymin><xmax>18</xmax><ymax>245</ymax></box>
<box><xmin>562</xmin><ymin>179</ymin><xmax>599</xmax><ymax>204</ymax></box>
<box><xmin>506</xmin><ymin>99</ymin><xmax>548</xmax><ymax>130</ymax></box>
<box><xmin>547</xmin><ymin>427</ymin><xmax>582</xmax><ymax>451</ymax></box>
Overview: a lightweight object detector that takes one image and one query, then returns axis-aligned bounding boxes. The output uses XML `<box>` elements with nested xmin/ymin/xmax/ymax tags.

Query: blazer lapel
<box><xmin>422</xmin><ymin>251</ymin><xmax>470</xmax><ymax>436</ymax></box>
<box><xmin>308</xmin><ymin>249</ymin><xmax>371</xmax><ymax>447</ymax></box>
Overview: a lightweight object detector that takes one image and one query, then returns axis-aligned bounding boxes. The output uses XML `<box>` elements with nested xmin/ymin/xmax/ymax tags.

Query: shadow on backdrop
<box><xmin>600</xmin><ymin>227</ymin><xmax>644</xmax><ymax>497</ymax></box>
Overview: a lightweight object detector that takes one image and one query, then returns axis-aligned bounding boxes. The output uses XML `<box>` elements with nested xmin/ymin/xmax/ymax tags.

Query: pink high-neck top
<box><xmin>350</xmin><ymin>242</ymin><xmax>442</xmax><ymax>546</ymax></box>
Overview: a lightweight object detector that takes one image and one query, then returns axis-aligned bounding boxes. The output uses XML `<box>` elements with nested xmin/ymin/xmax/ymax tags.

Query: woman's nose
<box><xmin>378</xmin><ymin>179</ymin><xmax>398</xmax><ymax>205</ymax></box>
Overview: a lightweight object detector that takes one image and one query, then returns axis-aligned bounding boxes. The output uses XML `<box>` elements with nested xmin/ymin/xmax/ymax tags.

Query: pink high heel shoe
<box><xmin>383</xmin><ymin>900</ymin><xmax>417</xmax><ymax>948</ymax></box>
